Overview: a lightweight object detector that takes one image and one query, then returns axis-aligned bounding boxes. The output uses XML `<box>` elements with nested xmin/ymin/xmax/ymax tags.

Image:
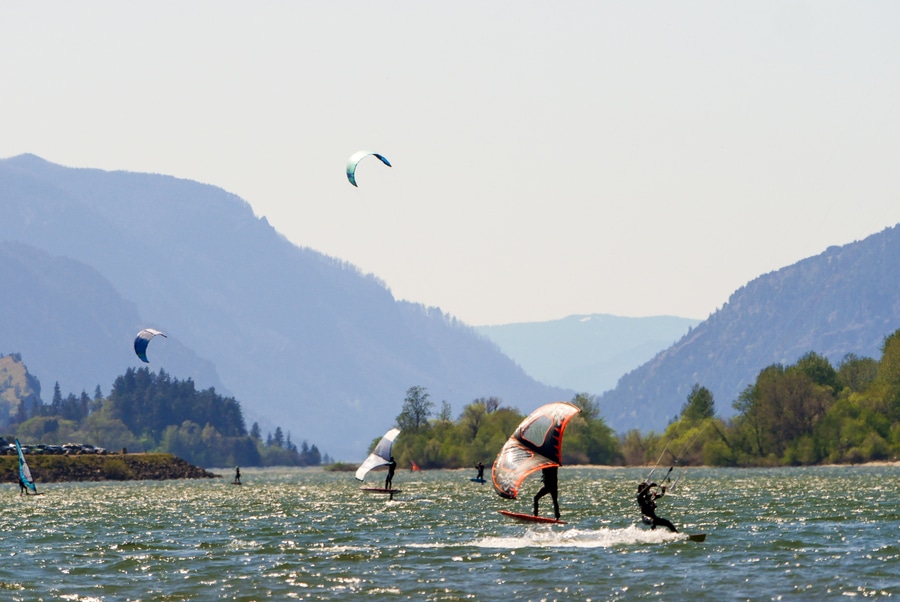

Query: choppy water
<box><xmin>2</xmin><ymin>465</ymin><xmax>899</xmax><ymax>600</ymax></box>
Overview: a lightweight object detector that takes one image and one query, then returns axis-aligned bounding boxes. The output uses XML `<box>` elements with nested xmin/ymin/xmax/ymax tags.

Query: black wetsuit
<box><xmin>234</xmin><ymin>467</ymin><xmax>241</xmax><ymax>484</ymax></box>
<box><xmin>637</xmin><ymin>483</ymin><xmax>677</xmax><ymax>532</ymax></box>
<box><xmin>475</xmin><ymin>463</ymin><xmax>485</xmax><ymax>480</ymax></box>
<box><xmin>385</xmin><ymin>459</ymin><xmax>397</xmax><ymax>490</ymax></box>
<box><xmin>533</xmin><ymin>467</ymin><xmax>560</xmax><ymax>519</ymax></box>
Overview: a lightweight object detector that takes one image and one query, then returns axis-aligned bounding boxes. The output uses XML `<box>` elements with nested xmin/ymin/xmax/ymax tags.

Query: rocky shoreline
<box><xmin>2</xmin><ymin>452</ymin><xmax>218</xmax><ymax>483</ymax></box>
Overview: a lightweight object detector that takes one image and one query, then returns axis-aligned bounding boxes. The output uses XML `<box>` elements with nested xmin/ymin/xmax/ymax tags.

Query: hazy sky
<box><xmin>3</xmin><ymin>2</ymin><xmax>899</xmax><ymax>326</ymax></box>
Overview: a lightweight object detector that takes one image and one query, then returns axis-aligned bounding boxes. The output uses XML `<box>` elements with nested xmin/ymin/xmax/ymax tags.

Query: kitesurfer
<box><xmin>637</xmin><ymin>481</ymin><xmax>677</xmax><ymax>532</ymax></box>
<box><xmin>385</xmin><ymin>456</ymin><xmax>397</xmax><ymax>490</ymax></box>
<box><xmin>475</xmin><ymin>461</ymin><xmax>485</xmax><ymax>481</ymax></box>
<box><xmin>533</xmin><ymin>466</ymin><xmax>560</xmax><ymax>519</ymax></box>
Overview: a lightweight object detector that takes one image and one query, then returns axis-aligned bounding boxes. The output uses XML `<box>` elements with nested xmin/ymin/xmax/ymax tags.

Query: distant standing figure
<box><xmin>475</xmin><ymin>461</ymin><xmax>485</xmax><ymax>481</ymax></box>
<box><xmin>234</xmin><ymin>466</ymin><xmax>241</xmax><ymax>485</ymax></box>
<box><xmin>533</xmin><ymin>466</ymin><xmax>560</xmax><ymax>519</ymax></box>
<box><xmin>18</xmin><ymin>475</ymin><xmax>28</xmax><ymax>495</ymax></box>
<box><xmin>385</xmin><ymin>456</ymin><xmax>397</xmax><ymax>490</ymax></box>
<box><xmin>637</xmin><ymin>481</ymin><xmax>677</xmax><ymax>532</ymax></box>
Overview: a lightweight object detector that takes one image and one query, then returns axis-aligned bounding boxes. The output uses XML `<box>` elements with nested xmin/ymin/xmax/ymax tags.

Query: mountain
<box><xmin>599</xmin><ymin>225</ymin><xmax>900</xmax><ymax>434</ymax></box>
<box><xmin>475</xmin><ymin>314</ymin><xmax>700</xmax><ymax>394</ymax></box>
<box><xmin>0</xmin><ymin>241</ymin><xmax>225</xmax><ymax>417</ymax></box>
<box><xmin>0</xmin><ymin>154</ymin><xmax>568</xmax><ymax>459</ymax></box>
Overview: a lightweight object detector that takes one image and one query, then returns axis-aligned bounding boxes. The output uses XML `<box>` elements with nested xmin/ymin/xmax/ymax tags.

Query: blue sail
<box><xmin>15</xmin><ymin>439</ymin><xmax>37</xmax><ymax>494</ymax></box>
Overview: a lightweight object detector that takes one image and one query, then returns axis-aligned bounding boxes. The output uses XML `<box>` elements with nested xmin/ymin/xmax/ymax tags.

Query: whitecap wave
<box><xmin>475</xmin><ymin>525</ymin><xmax>686</xmax><ymax>548</ymax></box>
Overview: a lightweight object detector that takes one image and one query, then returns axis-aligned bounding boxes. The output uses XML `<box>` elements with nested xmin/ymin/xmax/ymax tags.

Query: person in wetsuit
<box><xmin>233</xmin><ymin>466</ymin><xmax>241</xmax><ymax>485</ymax></box>
<box><xmin>385</xmin><ymin>456</ymin><xmax>397</xmax><ymax>490</ymax></box>
<box><xmin>533</xmin><ymin>466</ymin><xmax>560</xmax><ymax>519</ymax></box>
<box><xmin>475</xmin><ymin>461</ymin><xmax>485</xmax><ymax>481</ymax></box>
<box><xmin>637</xmin><ymin>481</ymin><xmax>677</xmax><ymax>532</ymax></box>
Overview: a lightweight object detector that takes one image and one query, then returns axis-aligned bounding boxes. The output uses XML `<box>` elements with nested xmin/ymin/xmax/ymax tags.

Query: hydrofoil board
<box><xmin>361</xmin><ymin>487</ymin><xmax>401</xmax><ymax>494</ymax></box>
<box><xmin>498</xmin><ymin>510</ymin><xmax>567</xmax><ymax>524</ymax></box>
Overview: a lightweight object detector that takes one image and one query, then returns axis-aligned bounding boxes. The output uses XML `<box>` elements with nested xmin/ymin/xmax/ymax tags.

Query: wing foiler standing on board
<box><xmin>356</xmin><ymin>428</ymin><xmax>401</xmax><ymax>499</ymax></box>
<box><xmin>492</xmin><ymin>401</ymin><xmax>581</xmax><ymax>521</ymax></box>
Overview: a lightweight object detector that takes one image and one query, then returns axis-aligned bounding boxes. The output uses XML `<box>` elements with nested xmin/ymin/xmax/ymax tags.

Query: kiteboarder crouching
<box><xmin>637</xmin><ymin>482</ymin><xmax>677</xmax><ymax>532</ymax></box>
<box><xmin>533</xmin><ymin>466</ymin><xmax>560</xmax><ymax>519</ymax></box>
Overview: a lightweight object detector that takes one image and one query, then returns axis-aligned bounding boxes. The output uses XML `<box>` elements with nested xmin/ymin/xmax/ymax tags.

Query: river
<box><xmin>2</xmin><ymin>465</ymin><xmax>898</xmax><ymax>600</ymax></box>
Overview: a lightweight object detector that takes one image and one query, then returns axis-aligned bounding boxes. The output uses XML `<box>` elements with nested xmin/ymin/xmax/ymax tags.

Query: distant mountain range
<box><xmin>0</xmin><ymin>154</ymin><xmax>567</xmax><ymax>460</ymax></box>
<box><xmin>475</xmin><ymin>314</ymin><xmax>700</xmax><ymax>394</ymax></box>
<box><xmin>598</xmin><ymin>225</ymin><xmax>900</xmax><ymax>433</ymax></box>
<box><xmin>4</xmin><ymin>154</ymin><xmax>899</xmax><ymax>453</ymax></box>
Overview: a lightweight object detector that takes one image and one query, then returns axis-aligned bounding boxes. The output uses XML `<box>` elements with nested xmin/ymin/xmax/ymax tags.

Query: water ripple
<box><xmin>1</xmin><ymin>466</ymin><xmax>898</xmax><ymax>599</ymax></box>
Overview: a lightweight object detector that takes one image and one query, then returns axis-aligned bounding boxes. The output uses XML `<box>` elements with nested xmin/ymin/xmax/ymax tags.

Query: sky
<box><xmin>2</xmin><ymin>2</ymin><xmax>899</xmax><ymax>326</ymax></box>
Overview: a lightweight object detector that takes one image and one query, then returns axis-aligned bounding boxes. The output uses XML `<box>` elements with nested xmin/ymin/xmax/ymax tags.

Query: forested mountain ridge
<box><xmin>0</xmin><ymin>154</ymin><xmax>567</xmax><ymax>459</ymax></box>
<box><xmin>600</xmin><ymin>225</ymin><xmax>900</xmax><ymax>433</ymax></box>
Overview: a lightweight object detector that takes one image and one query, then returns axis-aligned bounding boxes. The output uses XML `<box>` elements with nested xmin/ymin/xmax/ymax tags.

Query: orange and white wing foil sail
<box><xmin>491</xmin><ymin>402</ymin><xmax>581</xmax><ymax>499</ymax></box>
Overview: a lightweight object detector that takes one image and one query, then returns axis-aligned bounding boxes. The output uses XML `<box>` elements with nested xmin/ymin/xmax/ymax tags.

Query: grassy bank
<box><xmin>2</xmin><ymin>453</ymin><xmax>218</xmax><ymax>483</ymax></box>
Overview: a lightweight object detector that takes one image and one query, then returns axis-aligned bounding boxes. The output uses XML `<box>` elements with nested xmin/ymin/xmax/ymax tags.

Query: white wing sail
<box><xmin>355</xmin><ymin>428</ymin><xmax>400</xmax><ymax>481</ymax></box>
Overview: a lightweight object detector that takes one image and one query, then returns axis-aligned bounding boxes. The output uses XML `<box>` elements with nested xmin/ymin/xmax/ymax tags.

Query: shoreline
<box><xmin>2</xmin><ymin>452</ymin><xmax>217</xmax><ymax>483</ymax></box>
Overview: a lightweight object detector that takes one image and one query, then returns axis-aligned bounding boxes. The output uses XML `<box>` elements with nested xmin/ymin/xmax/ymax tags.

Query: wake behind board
<box><xmin>361</xmin><ymin>487</ymin><xmax>401</xmax><ymax>494</ymax></box>
<box><xmin>498</xmin><ymin>510</ymin><xmax>567</xmax><ymax>525</ymax></box>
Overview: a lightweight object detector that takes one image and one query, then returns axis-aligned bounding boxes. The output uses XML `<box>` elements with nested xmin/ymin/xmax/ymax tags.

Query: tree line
<box><xmin>389</xmin><ymin>386</ymin><xmax>621</xmax><ymax>469</ymax></box>
<box><xmin>7</xmin><ymin>367</ymin><xmax>326</xmax><ymax>468</ymax></box>
<box><xmin>388</xmin><ymin>327</ymin><xmax>900</xmax><ymax>470</ymax></box>
<box><xmin>625</xmin><ymin>330</ymin><xmax>900</xmax><ymax>468</ymax></box>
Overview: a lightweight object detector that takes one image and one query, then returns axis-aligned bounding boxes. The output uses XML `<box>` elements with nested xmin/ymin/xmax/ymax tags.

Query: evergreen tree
<box><xmin>681</xmin><ymin>384</ymin><xmax>716</xmax><ymax>423</ymax></box>
<box><xmin>51</xmin><ymin>382</ymin><xmax>63</xmax><ymax>416</ymax></box>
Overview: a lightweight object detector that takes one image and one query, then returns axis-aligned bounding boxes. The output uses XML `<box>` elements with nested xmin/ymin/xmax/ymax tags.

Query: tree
<box><xmin>396</xmin><ymin>386</ymin><xmax>433</xmax><ymax>433</ymax></box>
<box><xmin>733</xmin><ymin>363</ymin><xmax>834</xmax><ymax>460</ymax></box>
<box><xmin>571</xmin><ymin>393</ymin><xmax>600</xmax><ymax>422</ymax></box>
<box><xmin>795</xmin><ymin>351</ymin><xmax>840</xmax><ymax>393</ymax></box>
<box><xmin>437</xmin><ymin>401</ymin><xmax>453</xmax><ymax>423</ymax></box>
<box><xmin>51</xmin><ymin>382</ymin><xmax>63</xmax><ymax>416</ymax></box>
<box><xmin>273</xmin><ymin>427</ymin><xmax>285</xmax><ymax>448</ymax></box>
<box><xmin>875</xmin><ymin>329</ymin><xmax>900</xmax><ymax>420</ymax></box>
<box><xmin>733</xmin><ymin>379</ymin><xmax>770</xmax><ymax>458</ymax></box>
<box><xmin>460</xmin><ymin>400</ymin><xmax>487</xmax><ymax>439</ymax></box>
<box><xmin>681</xmin><ymin>384</ymin><xmax>715</xmax><ymax>423</ymax></box>
<box><xmin>250</xmin><ymin>422</ymin><xmax>262</xmax><ymax>441</ymax></box>
<box><xmin>837</xmin><ymin>353</ymin><xmax>877</xmax><ymax>394</ymax></box>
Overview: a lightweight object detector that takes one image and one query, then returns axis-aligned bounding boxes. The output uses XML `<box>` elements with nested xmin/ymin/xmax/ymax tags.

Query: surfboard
<box><xmin>361</xmin><ymin>487</ymin><xmax>401</xmax><ymax>494</ymax></box>
<box><xmin>498</xmin><ymin>510</ymin><xmax>567</xmax><ymax>524</ymax></box>
<box><xmin>470</xmin><ymin>477</ymin><xmax>486</xmax><ymax>483</ymax></box>
<box><xmin>687</xmin><ymin>533</ymin><xmax>706</xmax><ymax>542</ymax></box>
